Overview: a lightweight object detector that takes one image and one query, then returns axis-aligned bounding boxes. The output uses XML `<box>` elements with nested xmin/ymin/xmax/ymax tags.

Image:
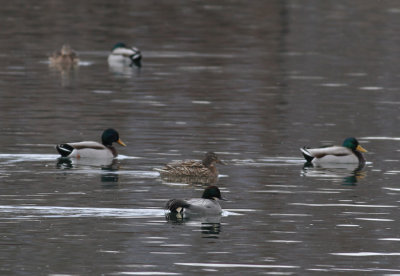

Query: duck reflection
<box><xmin>56</xmin><ymin>158</ymin><xmax>120</xmax><ymax>183</ymax></box>
<box><xmin>201</xmin><ymin>221</ymin><xmax>222</xmax><ymax>238</ymax></box>
<box><xmin>49</xmin><ymin>64</ymin><xmax>79</xmax><ymax>87</ymax></box>
<box><xmin>160</xmin><ymin>175</ymin><xmax>218</xmax><ymax>185</ymax></box>
<box><xmin>101</xmin><ymin>160</ymin><xmax>120</xmax><ymax>183</ymax></box>
<box><xmin>301</xmin><ymin>162</ymin><xmax>366</xmax><ymax>185</ymax></box>
<box><xmin>165</xmin><ymin>213</ymin><xmax>222</xmax><ymax>238</ymax></box>
<box><xmin>56</xmin><ymin>157</ymin><xmax>73</xmax><ymax>169</ymax></box>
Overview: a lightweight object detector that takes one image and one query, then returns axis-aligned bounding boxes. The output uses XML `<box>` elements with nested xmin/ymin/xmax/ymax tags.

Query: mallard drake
<box><xmin>165</xmin><ymin>186</ymin><xmax>226</xmax><ymax>216</ymax></box>
<box><xmin>56</xmin><ymin>129</ymin><xmax>126</xmax><ymax>159</ymax></box>
<box><xmin>107</xmin><ymin>42</ymin><xmax>142</xmax><ymax>68</ymax></box>
<box><xmin>154</xmin><ymin>152</ymin><xmax>224</xmax><ymax>179</ymax></box>
<box><xmin>300</xmin><ymin>137</ymin><xmax>367</xmax><ymax>165</ymax></box>
<box><xmin>49</xmin><ymin>45</ymin><xmax>79</xmax><ymax>65</ymax></box>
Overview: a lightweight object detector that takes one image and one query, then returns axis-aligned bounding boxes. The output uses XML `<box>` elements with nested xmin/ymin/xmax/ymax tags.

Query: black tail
<box><xmin>56</xmin><ymin>144</ymin><xmax>74</xmax><ymax>157</ymax></box>
<box><xmin>130</xmin><ymin>53</ymin><xmax>142</xmax><ymax>68</ymax></box>
<box><xmin>300</xmin><ymin>147</ymin><xmax>314</xmax><ymax>163</ymax></box>
<box><xmin>165</xmin><ymin>199</ymin><xmax>190</xmax><ymax>213</ymax></box>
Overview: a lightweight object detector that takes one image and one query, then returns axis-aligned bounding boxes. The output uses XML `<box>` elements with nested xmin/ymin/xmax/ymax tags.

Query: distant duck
<box><xmin>49</xmin><ymin>45</ymin><xmax>79</xmax><ymax>65</ymax></box>
<box><xmin>154</xmin><ymin>152</ymin><xmax>224</xmax><ymax>179</ymax></box>
<box><xmin>165</xmin><ymin>186</ymin><xmax>226</xmax><ymax>216</ymax></box>
<box><xmin>107</xmin><ymin>42</ymin><xmax>142</xmax><ymax>68</ymax></box>
<box><xmin>300</xmin><ymin>137</ymin><xmax>367</xmax><ymax>165</ymax></box>
<box><xmin>56</xmin><ymin>129</ymin><xmax>126</xmax><ymax>159</ymax></box>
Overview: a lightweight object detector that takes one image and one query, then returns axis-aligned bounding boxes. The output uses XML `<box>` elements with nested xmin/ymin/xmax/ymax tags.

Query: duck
<box><xmin>49</xmin><ymin>45</ymin><xmax>79</xmax><ymax>65</ymax></box>
<box><xmin>56</xmin><ymin>128</ymin><xmax>126</xmax><ymax>159</ymax></box>
<box><xmin>165</xmin><ymin>186</ymin><xmax>226</xmax><ymax>216</ymax></box>
<box><xmin>107</xmin><ymin>42</ymin><xmax>142</xmax><ymax>68</ymax></box>
<box><xmin>300</xmin><ymin>137</ymin><xmax>367</xmax><ymax>165</ymax></box>
<box><xmin>154</xmin><ymin>152</ymin><xmax>224</xmax><ymax>179</ymax></box>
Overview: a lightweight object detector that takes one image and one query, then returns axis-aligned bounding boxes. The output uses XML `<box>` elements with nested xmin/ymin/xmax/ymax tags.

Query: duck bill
<box><xmin>215</xmin><ymin>196</ymin><xmax>227</xmax><ymax>201</ymax></box>
<box><xmin>217</xmin><ymin>159</ymin><xmax>226</xmax><ymax>165</ymax></box>
<box><xmin>356</xmin><ymin>145</ymin><xmax>367</xmax><ymax>153</ymax></box>
<box><xmin>117</xmin><ymin>139</ymin><xmax>127</xmax><ymax>147</ymax></box>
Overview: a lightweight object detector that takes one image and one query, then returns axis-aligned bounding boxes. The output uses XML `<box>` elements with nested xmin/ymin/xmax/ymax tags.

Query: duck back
<box><xmin>185</xmin><ymin>198</ymin><xmax>222</xmax><ymax>215</ymax></box>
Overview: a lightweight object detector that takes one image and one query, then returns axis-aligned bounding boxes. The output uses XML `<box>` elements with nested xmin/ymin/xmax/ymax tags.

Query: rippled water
<box><xmin>2</xmin><ymin>1</ymin><xmax>400</xmax><ymax>275</ymax></box>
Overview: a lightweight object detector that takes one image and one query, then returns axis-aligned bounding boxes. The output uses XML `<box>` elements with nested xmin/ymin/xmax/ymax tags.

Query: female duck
<box><xmin>107</xmin><ymin>42</ymin><xmax>142</xmax><ymax>68</ymax></box>
<box><xmin>155</xmin><ymin>152</ymin><xmax>224</xmax><ymax>178</ymax></box>
<box><xmin>49</xmin><ymin>45</ymin><xmax>79</xmax><ymax>65</ymax></box>
<box><xmin>165</xmin><ymin>186</ymin><xmax>226</xmax><ymax>216</ymax></box>
<box><xmin>56</xmin><ymin>129</ymin><xmax>126</xmax><ymax>159</ymax></box>
<box><xmin>300</xmin><ymin>137</ymin><xmax>367</xmax><ymax>165</ymax></box>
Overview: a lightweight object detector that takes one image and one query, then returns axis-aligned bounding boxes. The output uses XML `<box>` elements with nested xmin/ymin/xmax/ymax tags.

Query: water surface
<box><xmin>1</xmin><ymin>1</ymin><xmax>400</xmax><ymax>275</ymax></box>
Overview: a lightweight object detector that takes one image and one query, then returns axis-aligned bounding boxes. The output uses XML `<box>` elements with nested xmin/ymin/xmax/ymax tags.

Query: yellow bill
<box><xmin>117</xmin><ymin>139</ymin><xmax>126</xmax><ymax>147</ymax></box>
<box><xmin>356</xmin><ymin>145</ymin><xmax>367</xmax><ymax>152</ymax></box>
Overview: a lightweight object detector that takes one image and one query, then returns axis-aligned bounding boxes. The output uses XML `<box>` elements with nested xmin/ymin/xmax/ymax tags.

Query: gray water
<box><xmin>1</xmin><ymin>1</ymin><xmax>400</xmax><ymax>275</ymax></box>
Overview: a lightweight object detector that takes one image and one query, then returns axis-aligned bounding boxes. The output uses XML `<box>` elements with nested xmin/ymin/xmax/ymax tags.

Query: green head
<box><xmin>342</xmin><ymin>137</ymin><xmax>367</xmax><ymax>152</ymax></box>
<box><xmin>112</xmin><ymin>42</ymin><xmax>127</xmax><ymax>51</ymax></box>
<box><xmin>202</xmin><ymin>186</ymin><xmax>225</xmax><ymax>200</ymax></box>
<box><xmin>101</xmin><ymin>128</ymin><xmax>126</xmax><ymax>147</ymax></box>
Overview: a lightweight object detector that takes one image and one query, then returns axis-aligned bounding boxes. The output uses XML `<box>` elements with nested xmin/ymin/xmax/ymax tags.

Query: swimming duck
<box><xmin>154</xmin><ymin>152</ymin><xmax>224</xmax><ymax>179</ymax></box>
<box><xmin>56</xmin><ymin>128</ymin><xmax>126</xmax><ymax>159</ymax></box>
<box><xmin>300</xmin><ymin>137</ymin><xmax>367</xmax><ymax>165</ymax></box>
<box><xmin>107</xmin><ymin>42</ymin><xmax>142</xmax><ymax>68</ymax></box>
<box><xmin>49</xmin><ymin>45</ymin><xmax>79</xmax><ymax>65</ymax></box>
<box><xmin>165</xmin><ymin>186</ymin><xmax>226</xmax><ymax>216</ymax></box>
